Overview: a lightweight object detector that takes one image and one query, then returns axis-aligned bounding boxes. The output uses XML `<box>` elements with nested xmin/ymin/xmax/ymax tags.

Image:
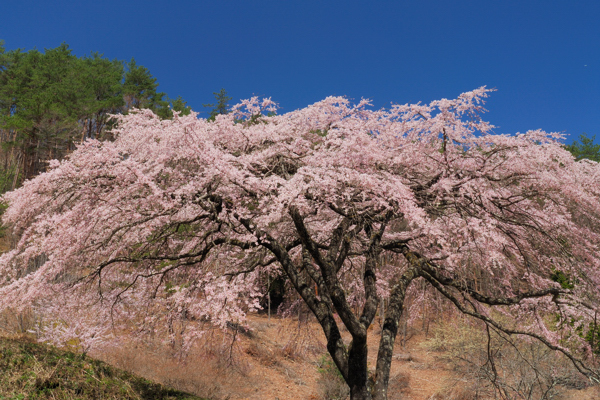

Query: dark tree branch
<box><xmin>87</xmin><ymin>236</ymin><xmax>244</xmax><ymax>282</ymax></box>
<box><xmin>235</xmin><ymin>212</ymin><xmax>350</xmax><ymax>381</ymax></box>
<box><xmin>360</xmin><ymin>215</ymin><xmax>390</xmax><ymax>329</ymax></box>
<box><xmin>419</xmin><ymin>268</ymin><xmax>599</xmax><ymax>381</ymax></box>
<box><xmin>301</xmin><ymin>246</ymin><xmax>333</xmax><ymax>312</ymax></box>
<box><xmin>329</xmin><ymin>217</ymin><xmax>351</xmax><ymax>256</ymax></box>
<box><xmin>389</xmin><ymin>243</ymin><xmax>566</xmax><ymax>307</ymax></box>
<box><xmin>289</xmin><ymin>205</ymin><xmax>364</xmax><ymax>335</ymax></box>
<box><xmin>373</xmin><ymin>266</ymin><xmax>420</xmax><ymax>400</ymax></box>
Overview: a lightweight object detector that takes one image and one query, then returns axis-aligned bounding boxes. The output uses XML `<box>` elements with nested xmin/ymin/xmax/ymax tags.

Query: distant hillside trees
<box><xmin>565</xmin><ymin>133</ymin><xmax>600</xmax><ymax>162</ymax></box>
<box><xmin>0</xmin><ymin>41</ymin><xmax>191</xmax><ymax>191</ymax></box>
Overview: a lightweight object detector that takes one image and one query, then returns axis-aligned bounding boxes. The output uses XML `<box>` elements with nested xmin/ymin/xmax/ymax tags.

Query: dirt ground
<box><xmin>181</xmin><ymin>314</ymin><xmax>599</xmax><ymax>400</ymax></box>
<box><xmin>2</xmin><ymin>300</ymin><xmax>600</xmax><ymax>400</ymax></box>
<box><xmin>5</xmin><ymin>304</ymin><xmax>598</xmax><ymax>399</ymax></box>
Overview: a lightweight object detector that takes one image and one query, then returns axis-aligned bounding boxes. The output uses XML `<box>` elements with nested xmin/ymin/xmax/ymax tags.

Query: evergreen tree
<box><xmin>79</xmin><ymin>53</ymin><xmax>124</xmax><ymax>140</ymax></box>
<box><xmin>565</xmin><ymin>133</ymin><xmax>600</xmax><ymax>162</ymax></box>
<box><xmin>0</xmin><ymin>42</ymin><xmax>190</xmax><ymax>190</ymax></box>
<box><xmin>0</xmin><ymin>43</ymin><xmax>86</xmax><ymax>182</ymax></box>
<box><xmin>170</xmin><ymin>95</ymin><xmax>192</xmax><ymax>116</ymax></box>
<box><xmin>203</xmin><ymin>88</ymin><xmax>231</xmax><ymax>121</ymax></box>
<box><xmin>123</xmin><ymin>59</ymin><xmax>165</xmax><ymax>112</ymax></box>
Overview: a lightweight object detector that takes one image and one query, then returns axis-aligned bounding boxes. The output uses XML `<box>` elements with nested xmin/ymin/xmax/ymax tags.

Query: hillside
<box><xmin>89</xmin><ymin>314</ymin><xmax>600</xmax><ymax>400</ymax></box>
<box><xmin>0</xmin><ymin>334</ymin><xmax>204</xmax><ymax>400</ymax></box>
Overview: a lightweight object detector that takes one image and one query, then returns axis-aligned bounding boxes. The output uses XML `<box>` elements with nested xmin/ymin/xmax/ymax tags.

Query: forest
<box><xmin>1</xmin><ymin>42</ymin><xmax>600</xmax><ymax>400</ymax></box>
<box><xmin>0</xmin><ymin>41</ymin><xmax>197</xmax><ymax>192</ymax></box>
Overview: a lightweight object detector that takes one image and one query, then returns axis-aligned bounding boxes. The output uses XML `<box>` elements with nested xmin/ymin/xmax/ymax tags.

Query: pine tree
<box><xmin>565</xmin><ymin>133</ymin><xmax>600</xmax><ymax>161</ymax></box>
<box><xmin>203</xmin><ymin>88</ymin><xmax>231</xmax><ymax>121</ymax></box>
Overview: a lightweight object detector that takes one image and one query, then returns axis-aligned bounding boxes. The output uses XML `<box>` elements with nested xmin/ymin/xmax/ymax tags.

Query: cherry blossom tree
<box><xmin>2</xmin><ymin>88</ymin><xmax>600</xmax><ymax>400</ymax></box>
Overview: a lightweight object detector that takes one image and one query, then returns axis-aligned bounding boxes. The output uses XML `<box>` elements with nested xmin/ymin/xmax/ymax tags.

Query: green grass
<box><xmin>0</xmin><ymin>335</ymin><xmax>207</xmax><ymax>400</ymax></box>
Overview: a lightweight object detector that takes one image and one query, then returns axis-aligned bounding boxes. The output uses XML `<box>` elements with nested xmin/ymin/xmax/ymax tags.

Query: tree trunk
<box><xmin>350</xmin><ymin>385</ymin><xmax>371</xmax><ymax>400</ymax></box>
<box><xmin>348</xmin><ymin>335</ymin><xmax>370</xmax><ymax>399</ymax></box>
<box><xmin>372</xmin><ymin>267</ymin><xmax>419</xmax><ymax>400</ymax></box>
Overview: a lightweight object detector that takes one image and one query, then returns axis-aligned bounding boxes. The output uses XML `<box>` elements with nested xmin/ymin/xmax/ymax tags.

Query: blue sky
<box><xmin>1</xmin><ymin>0</ymin><xmax>598</xmax><ymax>143</ymax></box>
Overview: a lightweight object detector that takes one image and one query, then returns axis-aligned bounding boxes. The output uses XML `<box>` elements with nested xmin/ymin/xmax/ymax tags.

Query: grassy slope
<box><xmin>0</xmin><ymin>336</ymin><xmax>206</xmax><ymax>400</ymax></box>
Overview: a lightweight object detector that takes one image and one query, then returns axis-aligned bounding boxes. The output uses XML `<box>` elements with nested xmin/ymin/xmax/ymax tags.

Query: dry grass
<box><xmin>3</xmin><ymin>305</ymin><xmax>597</xmax><ymax>400</ymax></box>
<box><xmin>0</xmin><ymin>307</ymin><xmax>41</xmax><ymax>336</ymax></box>
<box><xmin>0</xmin><ymin>308</ymin><xmax>231</xmax><ymax>399</ymax></box>
<box><xmin>0</xmin><ymin>309</ymin><xmax>327</xmax><ymax>400</ymax></box>
<box><xmin>315</xmin><ymin>353</ymin><xmax>349</xmax><ymax>400</ymax></box>
<box><xmin>244</xmin><ymin>340</ymin><xmax>281</xmax><ymax>367</ymax></box>
<box><xmin>275</xmin><ymin>316</ymin><xmax>326</xmax><ymax>360</ymax></box>
<box><xmin>428</xmin><ymin>384</ymin><xmax>479</xmax><ymax>400</ymax></box>
<box><xmin>94</xmin><ymin>329</ymin><xmax>252</xmax><ymax>400</ymax></box>
<box><xmin>0</xmin><ymin>334</ymin><xmax>204</xmax><ymax>400</ymax></box>
<box><xmin>387</xmin><ymin>371</ymin><xmax>411</xmax><ymax>399</ymax></box>
<box><xmin>422</xmin><ymin>317</ymin><xmax>591</xmax><ymax>399</ymax></box>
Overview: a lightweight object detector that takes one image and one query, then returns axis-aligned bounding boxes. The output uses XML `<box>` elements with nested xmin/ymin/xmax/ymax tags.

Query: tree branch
<box><xmin>419</xmin><ymin>268</ymin><xmax>599</xmax><ymax>381</ymax></box>
<box><xmin>289</xmin><ymin>205</ymin><xmax>365</xmax><ymax>336</ymax></box>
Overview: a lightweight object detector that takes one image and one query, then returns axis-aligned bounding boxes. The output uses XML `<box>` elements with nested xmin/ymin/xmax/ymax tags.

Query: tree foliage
<box><xmin>1</xmin><ymin>89</ymin><xmax>600</xmax><ymax>400</ymax></box>
<box><xmin>0</xmin><ymin>42</ymin><xmax>189</xmax><ymax>190</ymax></box>
<box><xmin>565</xmin><ymin>133</ymin><xmax>600</xmax><ymax>162</ymax></box>
<box><xmin>169</xmin><ymin>96</ymin><xmax>192</xmax><ymax>117</ymax></box>
<box><xmin>203</xmin><ymin>88</ymin><xmax>231</xmax><ymax>121</ymax></box>
<box><xmin>0</xmin><ymin>43</ymin><xmax>88</xmax><ymax>183</ymax></box>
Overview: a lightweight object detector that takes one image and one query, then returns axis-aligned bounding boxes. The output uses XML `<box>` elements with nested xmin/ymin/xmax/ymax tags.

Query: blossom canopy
<box><xmin>2</xmin><ymin>88</ymin><xmax>600</xmax><ymax>399</ymax></box>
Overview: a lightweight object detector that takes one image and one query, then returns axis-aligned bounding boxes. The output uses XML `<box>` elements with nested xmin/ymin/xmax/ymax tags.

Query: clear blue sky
<box><xmin>1</xmin><ymin>0</ymin><xmax>598</xmax><ymax>143</ymax></box>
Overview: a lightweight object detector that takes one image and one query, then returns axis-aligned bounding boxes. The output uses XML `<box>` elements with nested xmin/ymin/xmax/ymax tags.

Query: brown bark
<box><xmin>372</xmin><ymin>267</ymin><xmax>419</xmax><ymax>400</ymax></box>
